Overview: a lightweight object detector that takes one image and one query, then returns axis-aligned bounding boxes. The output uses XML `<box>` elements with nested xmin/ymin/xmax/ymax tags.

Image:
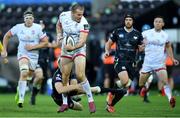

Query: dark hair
<box><xmin>154</xmin><ymin>15</ymin><xmax>164</xmax><ymax>22</ymax></box>
<box><xmin>24</xmin><ymin>10</ymin><xmax>34</xmax><ymax>16</ymax></box>
<box><xmin>71</xmin><ymin>3</ymin><xmax>84</xmax><ymax>12</ymax></box>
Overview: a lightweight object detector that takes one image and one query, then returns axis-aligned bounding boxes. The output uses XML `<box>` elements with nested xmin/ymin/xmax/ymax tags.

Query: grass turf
<box><xmin>0</xmin><ymin>93</ymin><xmax>179</xmax><ymax>117</ymax></box>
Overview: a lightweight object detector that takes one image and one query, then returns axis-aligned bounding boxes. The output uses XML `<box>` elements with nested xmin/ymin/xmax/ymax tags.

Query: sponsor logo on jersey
<box><xmin>84</xmin><ymin>24</ymin><xmax>90</xmax><ymax>30</ymax></box>
<box><xmin>119</xmin><ymin>34</ymin><xmax>124</xmax><ymax>38</ymax></box>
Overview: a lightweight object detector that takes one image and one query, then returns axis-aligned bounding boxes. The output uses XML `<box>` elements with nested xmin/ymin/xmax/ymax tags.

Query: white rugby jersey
<box><xmin>58</xmin><ymin>11</ymin><xmax>89</xmax><ymax>49</ymax></box>
<box><xmin>10</xmin><ymin>23</ymin><xmax>46</xmax><ymax>60</ymax></box>
<box><xmin>142</xmin><ymin>28</ymin><xmax>169</xmax><ymax>65</ymax></box>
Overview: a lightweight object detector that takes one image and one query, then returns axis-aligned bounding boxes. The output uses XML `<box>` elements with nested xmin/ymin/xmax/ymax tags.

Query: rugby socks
<box><xmin>116</xmin><ymin>80</ymin><xmax>123</xmax><ymax>88</ymax></box>
<box><xmin>18</xmin><ymin>80</ymin><xmax>27</xmax><ymax>102</ymax></box>
<box><xmin>111</xmin><ymin>92</ymin><xmax>125</xmax><ymax>106</ymax></box>
<box><xmin>32</xmin><ymin>86</ymin><xmax>40</xmax><ymax>97</ymax></box>
<box><xmin>81</xmin><ymin>80</ymin><xmax>94</xmax><ymax>102</ymax></box>
<box><xmin>100</xmin><ymin>87</ymin><xmax>126</xmax><ymax>95</ymax></box>
<box><xmin>62</xmin><ymin>94</ymin><xmax>68</xmax><ymax>105</ymax></box>
<box><xmin>164</xmin><ymin>85</ymin><xmax>172</xmax><ymax>101</ymax></box>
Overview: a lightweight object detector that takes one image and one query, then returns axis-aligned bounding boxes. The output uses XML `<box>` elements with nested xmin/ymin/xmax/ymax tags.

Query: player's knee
<box><xmin>139</xmin><ymin>79</ymin><xmax>145</xmax><ymax>87</ymax></box>
<box><xmin>62</xmin><ymin>73</ymin><xmax>70</xmax><ymax>80</ymax></box>
<box><xmin>76</xmin><ymin>73</ymin><xmax>85</xmax><ymax>80</ymax></box>
<box><xmin>35</xmin><ymin>70</ymin><xmax>43</xmax><ymax>79</ymax></box>
<box><xmin>20</xmin><ymin>65</ymin><xmax>29</xmax><ymax>77</ymax></box>
<box><xmin>125</xmin><ymin>79</ymin><xmax>132</xmax><ymax>88</ymax></box>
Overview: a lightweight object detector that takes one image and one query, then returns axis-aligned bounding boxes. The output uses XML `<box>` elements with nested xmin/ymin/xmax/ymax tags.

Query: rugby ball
<box><xmin>65</xmin><ymin>36</ymin><xmax>75</xmax><ymax>46</ymax></box>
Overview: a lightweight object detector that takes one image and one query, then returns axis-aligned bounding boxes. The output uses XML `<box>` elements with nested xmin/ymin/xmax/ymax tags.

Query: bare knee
<box><xmin>139</xmin><ymin>74</ymin><xmax>149</xmax><ymax>87</ymax></box>
<box><xmin>76</xmin><ymin>72</ymin><xmax>85</xmax><ymax>82</ymax></box>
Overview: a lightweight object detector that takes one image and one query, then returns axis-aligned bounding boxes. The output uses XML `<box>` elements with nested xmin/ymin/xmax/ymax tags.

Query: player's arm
<box><xmin>105</xmin><ymin>39</ymin><xmax>114</xmax><ymax>58</ymax></box>
<box><xmin>55</xmin><ymin>82</ymin><xmax>81</xmax><ymax>94</ymax></box>
<box><xmin>25</xmin><ymin>36</ymin><xmax>48</xmax><ymax>51</ymax></box>
<box><xmin>138</xmin><ymin>33</ymin><xmax>145</xmax><ymax>52</ymax></box>
<box><xmin>74</xmin><ymin>32</ymin><xmax>88</xmax><ymax>49</ymax></box>
<box><xmin>165</xmin><ymin>42</ymin><xmax>179</xmax><ymax>65</ymax></box>
<box><xmin>48</xmin><ymin>40</ymin><xmax>61</xmax><ymax>48</ymax></box>
<box><xmin>1</xmin><ymin>31</ymin><xmax>12</xmax><ymax>58</ymax></box>
<box><xmin>56</xmin><ymin>20</ymin><xmax>63</xmax><ymax>42</ymax></box>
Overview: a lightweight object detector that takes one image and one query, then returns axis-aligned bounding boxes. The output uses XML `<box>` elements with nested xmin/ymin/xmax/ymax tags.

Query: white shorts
<box><xmin>61</xmin><ymin>46</ymin><xmax>86</xmax><ymax>60</ymax></box>
<box><xmin>19</xmin><ymin>56</ymin><xmax>38</xmax><ymax>71</ymax></box>
<box><xmin>141</xmin><ymin>62</ymin><xmax>166</xmax><ymax>73</ymax></box>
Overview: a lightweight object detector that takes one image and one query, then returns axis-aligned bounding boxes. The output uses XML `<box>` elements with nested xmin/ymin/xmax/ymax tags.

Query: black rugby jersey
<box><xmin>110</xmin><ymin>27</ymin><xmax>143</xmax><ymax>62</ymax></box>
<box><xmin>52</xmin><ymin>69</ymin><xmax>62</xmax><ymax>96</ymax></box>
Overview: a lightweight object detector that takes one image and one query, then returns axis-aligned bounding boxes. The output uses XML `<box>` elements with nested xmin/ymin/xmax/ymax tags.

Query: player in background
<box><xmin>56</xmin><ymin>3</ymin><xmax>95</xmax><ymax>113</ymax></box>
<box><xmin>105</xmin><ymin>14</ymin><xmax>144</xmax><ymax>112</ymax></box>
<box><xmin>139</xmin><ymin>16</ymin><xmax>179</xmax><ymax>108</ymax></box>
<box><xmin>1</xmin><ymin>10</ymin><xmax>48</xmax><ymax>108</ymax></box>
<box><xmin>30</xmin><ymin>20</ymin><xmax>59</xmax><ymax>105</ymax></box>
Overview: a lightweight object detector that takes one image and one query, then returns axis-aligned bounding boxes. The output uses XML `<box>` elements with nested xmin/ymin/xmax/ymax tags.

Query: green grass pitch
<box><xmin>0</xmin><ymin>93</ymin><xmax>179</xmax><ymax>117</ymax></box>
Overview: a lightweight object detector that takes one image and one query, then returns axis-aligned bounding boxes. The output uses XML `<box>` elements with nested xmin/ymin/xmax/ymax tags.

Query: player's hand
<box><xmin>25</xmin><ymin>44</ymin><xmax>34</xmax><ymax>51</ymax></box>
<box><xmin>2</xmin><ymin>57</ymin><xmax>8</xmax><ymax>64</ymax></box>
<box><xmin>138</xmin><ymin>44</ymin><xmax>145</xmax><ymax>52</ymax></box>
<box><xmin>104</xmin><ymin>51</ymin><xmax>110</xmax><ymax>58</ymax></box>
<box><xmin>1</xmin><ymin>51</ymin><xmax>8</xmax><ymax>64</ymax></box>
<box><xmin>173</xmin><ymin>59</ymin><xmax>179</xmax><ymax>66</ymax></box>
<box><xmin>64</xmin><ymin>44</ymin><xmax>75</xmax><ymax>51</ymax></box>
<box><xmin>57</xmin><ymin>33</ymin><xmax>63</xmax><ymax>42</ymax></box>
<box><xmin>1</xmin><ymin>50</ymin><xmax>7</xmax><ymax>58</ymax></box>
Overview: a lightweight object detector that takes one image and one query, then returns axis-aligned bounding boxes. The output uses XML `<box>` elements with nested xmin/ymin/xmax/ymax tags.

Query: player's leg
<box><xmin>74</xmin><ymin>55</ymin><xmax>96</xmax><ymax>113</ymax></box>
<box><xmin>70</xmin><ymin>78</ymin><xmax>82</xmax><ymax>102</ymax></box>
<box><xmin>59</xmin><ymin>57</ymin><xmax>73</xmax><ymax>111</ymax></box>
<box><xmin>142</xmin><ymin>74</ymin><xmax>153</xmax><ymax>103</ymax></box>
<box><xmin>30</xmin><ymin>66</ymin><xmax>43</xmax><ymax>105</ymax></box>
<box><xmin>156</xmin><ymin>69</ymin><xmax>175</xmax><ymax>108</ymax></box>
<box><xmin>139</xmin><ymin>72</ymin><xmax>150</xmax><ymax>98</ymax></box>
<box><xmin>70</xmin><ymin>101</ymin><xmax>83</xmax><ymax>111</ymax></box>
<box><xmin>16</xmin><ymin>58</ymin><xmax>30</xmax><ymax>108</ymax></box>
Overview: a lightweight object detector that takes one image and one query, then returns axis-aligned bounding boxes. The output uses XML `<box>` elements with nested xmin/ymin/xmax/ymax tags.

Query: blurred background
<box><xmin>0</xmin><ymin>0</ymin><xmax>180</xmax><ymax>95</ymax></box>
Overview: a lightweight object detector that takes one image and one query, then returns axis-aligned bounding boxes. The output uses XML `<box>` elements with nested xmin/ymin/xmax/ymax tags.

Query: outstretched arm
<box><xmin>105</xmin><ymin>39</ymin><xmax>114</xmax><ymax>58</ymax></box>
<box><xmin>166</xmin><ymin>42</ymin><xmax>179</xmax><ymax>65</ymax></box>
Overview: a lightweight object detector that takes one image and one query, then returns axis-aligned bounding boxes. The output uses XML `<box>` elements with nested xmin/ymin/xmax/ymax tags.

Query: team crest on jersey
<box><xmin>122</xmin><ymin>66</ymin><xmax>126</xmax><ymax>70</ymax></box>
<box><xmin>119</xmin><ymin>34</ymin><xmax>124</xmax><ymax>38</ymax></box>
<box><xmin>32</xmin><ymin>30</ymin><xmax>35</xmax><ymax>35</ymax></box>
<box><xmin>133</xmin><ymin>36</ymin><xmax>138</xmax><ymax>40</ymax></box>
<box><xmin>56</xmin><ymin>74</ymin><xmax>62</xmax><ymax>80</ymax></box>
<box><xmin>84</xmin><ymin>24</ymin><xmax>90</xmax><ymax>30</ymax></box>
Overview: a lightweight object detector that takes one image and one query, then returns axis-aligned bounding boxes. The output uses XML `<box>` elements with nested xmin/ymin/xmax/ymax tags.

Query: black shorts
<box><xmin>104</xmin><ymin>64</ymin><xmax>118</xmax><ymax>80</ymax></box>
<box><xmin>51</xmin><ymin>93</ymin><xmax>74</xmax><ymax>108</ymax></box>
<box><xmin>114</xmin><ymin>59</ymin><xmax>135</xmax><ymax>80</ymax></box>
<box><xmin>166</xmin><ymin>66</ymin><xmax>173</xmax><ymax>78</ymax></box>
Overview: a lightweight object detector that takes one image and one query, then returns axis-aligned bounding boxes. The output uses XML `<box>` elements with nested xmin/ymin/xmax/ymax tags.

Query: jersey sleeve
<box><xmin>142</xmin><ymin>30</ymin><xmax>147</xmax><ymax>39</ymax></box>
<box><xmin>38</xmin><ymin>25</ymin><xmax>47</xmax><ymax>41</ymax></box>
<box><xmin>165</xmin><ymin>33</ymin><xmax>170</xmax><ymax>43</ymax></box>
<box><xmin>10</xmin><ymin>24</ymin><xmax>19</xmax><ymax>35</ymax></box>
<box><xmin>53</xmin><ymin>69</ymin><xmax>62</xmax><ymax>83</ymax></box>
<box><xmin>138</xmin><ymin>32</ymin><xmax>144</xmax><ymax>45</ymax></box>
<box><xmin>109</xmin><ymin>30</ymin><xmax>117</xmax><ymax>42</ymax></box>
<box><xmin>79</xmin><ymin>17</ymin><xmax>90</xmax><ymax>33</ymax></box>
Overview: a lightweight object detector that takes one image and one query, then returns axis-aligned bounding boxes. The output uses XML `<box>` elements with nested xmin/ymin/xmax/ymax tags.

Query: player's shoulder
<box><xmin>142</xmin><ymin>28</ymin><xmax>153</xmax><ymax>34</ymax></box>
<box><xmin>60</xmin><ymin>11</ymin><xmax>70</xmax><ymax>17</ymax></box>
<box><xmin>112</xmin><ymin>27</ymin><xmax>123</xmax><ymax>34</ymax></box>
<box><xmin>32</xmin><ymin>23</ymin><xmax>42</xmax><ymax>30</ymax></box>
<box><xmin>80</xmin><ymin>16</ymin><xmax>88</xmax><ymax>24</ymax></box>
<box><xmin>161</xmin><ymin>30</ymin><xmax>168</xmax><ymax>35</ymax></box>
<box><xmin>13</xmin><ymin>23</ymin><xmax>24</xmax><ymax>28</ymax></box>
<box><xmin>133</xmin><ymin>28</ymin><xmax>141</xmax><ymax>34</ymax></box>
